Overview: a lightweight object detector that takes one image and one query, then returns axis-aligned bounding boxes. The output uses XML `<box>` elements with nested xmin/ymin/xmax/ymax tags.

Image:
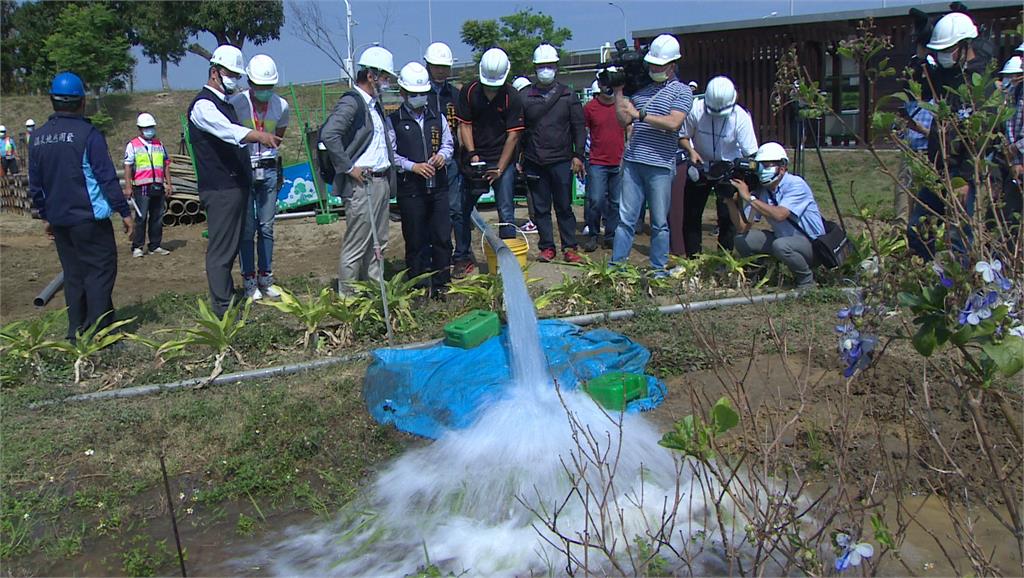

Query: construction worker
<box><xmin>583</xmin><ymin>76</ymin><xmax>626</xmax><ymax>252</ymax></box>
<box><xmin>29</xmin><ymin>71</ymin><xmax>134</xmax><ymax>340</ymax></box>
<box><xmin>24</xmin><ymin>119</ymin><xmax>35</xmax><ymax>145</ymax></box>
<box><xmin>679</xmin><ymin>75</ymin><xmax>758</xmax><ymax>256</ymax></box>
<box><xmin>423</xmin><ymin>42</ymin><xmax>464</xmax><ymax>256</ymax></box>
<box><xmin>612</xmin><ymin>34</ymin><xmax>693</xmax><ymax>276</ymax></box>
<box><xmin>388</xmin><ymin>62</ymin><xmax>454</xmax><ymax>297</ymax></box>
<box><xmin>452</xmin><ymin>48</ymin><xmax>525</xmax><ymax>277</ymax></box>
<box><xmin>231</xmin><ymin>54</ymin><xmax>289</xmax><ymax>301</ymax></box>
<box><xmin>188</xmin><ymin>44</ymin><xmax>281</xmax><ymax>316</ymax></box>
<box><xmin>521</xmin><ymin>43</ymin><xmax>586</xmax><ymax>263</ymax></box>
<box><xmin>321</xmin><ymin>46</ymin><xmax>397</xmax><ymax>295</ymax></box>
<box><xmin>1</xmin><ymin>124</ymin><xmax>19</xmax><ymax>175</ymax></box>
<box><xmin>123</xmin><ymin>113</ymin><xmax>173</xmax><ymax>257</ymax></box>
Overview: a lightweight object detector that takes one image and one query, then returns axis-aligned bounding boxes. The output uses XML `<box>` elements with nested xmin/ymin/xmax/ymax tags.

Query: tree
<box><xmin>290</xmin><ymin>1</ymin><xmax>350</xmax><ymax>78</ymax></box>
<box><xmin>188</xmin><ymin>0</ymin><xmax>284</xmax><ymax>59</ymax></box>
<box><xmin>130</xmin><ymin>1</ymin><xmax>194</xmax><ymax>91</ymax></box>
<box><xmin>43</xmin><ymin>2</ymin><xmax>135</xmax><ymax>105</ymax></box>
<box><xmin>1</xmin><ymin>1</ymin><xmax>74</xmax><ymax>92</ymax></box>
<box><xmin>460</xmin><ymin>9</ymin><xmax>573</xmax><ymax>77</ymax></box>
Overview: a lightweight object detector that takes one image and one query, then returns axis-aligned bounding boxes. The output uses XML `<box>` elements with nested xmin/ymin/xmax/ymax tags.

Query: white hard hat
<box><xmin>0</xmin><ymin>125</ymin><xmax>6</xmax><ymax>133</ymax></box>
<box><xmin>927</xmin><ymin>12</ymin><xmax>978</xmax><ymax>51</ymax></box>
<box><xmin>398</xmin><ymin>62</ymin><xmax>431</xmax><ymax>93</ymax></box>
<box><xmin>1017</xmin><ymin>42</ymin><xmax>1024</xmax><ymax>54</ymax></box>
<box><xmin>136</xmin><ymin>113</ymin><xmax>157</xmax><ymax>128</ymax></box>
<box><xmin>754</xmin><ymin>142</ymin><xmax>789</xmax><ymax>163</ymax></box>
<box><xmin>590</xmin><ymin>80</ymin><xmax>599</xmax><ymax>92</ymax></box>
<box><xmin>210</xmin><ymin>45</ymin><xmax>246</xmax><ymax>75</ymax></box>
<box><xmin>479</xmin><ymin>48</ymin><xmax>510</xmax><ymax>87</ymax></box>
<box><xmin>358</xmin><ymin>46</ymin><xmax>396</xmax><ymax>77</ymax></box>
<box><xmin>533</xmin><ymin>44</ymin><xmax>559</xmax><ymax>65</ymax></box>
<box><xmin>512</xmin><ymin>76</ymin><xmax>532</xmax><ymax>91</ymax></box>
<box><xmin>704</xmin><ymin>76</ymin><xmax>737</xmax><ymax>116</ymax></box>
<box><xmin>687</xmin><ymin>80</ymin><xmax>698</xmax><ymax>90</ymax></box>
<box><xmin>25</xmin><ymin>119</ymin><xmax>35</xmax><ymax>127</ymax></box>
<box><xmin>424</xmin><ymin>42</ymin><xmax>454</xmax><ymax>67</ymax></box>
<box><xmin>644</xmin><ymin>34</ymin><xmax>681</xmax><ymax>66</ymax></box>
<box><xmin>246</xmin><ymin>54</ymin><xmax>279</xmax><ymax>85</ymax></box>
<box><xmin>1001</xmin><ymin>55</ymin><xmax>1023</xmax><ymax>75</ymax></box>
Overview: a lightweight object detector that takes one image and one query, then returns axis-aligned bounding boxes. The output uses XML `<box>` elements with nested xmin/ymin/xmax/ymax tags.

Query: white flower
<box><xmin>835</xmin><ymin>533</ymin><xmax>874</xmax><ymax>572</ymax></box>
<box><xmin>84</xmin><ymin>449</ymin><xmax>94</xmax><ymax>456</ymax></box>
<box><xmin>179</xmin><ymin>492</ymin><xmax>185</xmax><ymax>501</ymax></box>
<box><xmin>860</xmin><ymin>257</ymin><xmax>879</xmax><ymax>276</ymax></box>
<box><xmin>1010</xmin><ymin>325</ymin><xmax>1024</xmax><ymax>339</ymax></box>
<box><xmin>186</xmin><ymin>507</ymin><xmax>194</xmax><ymax>515</ymax></box>
<box><xmin>22</xmin><ymin>513</ymin><xmax>29</xmax><ymax>520</ymax></box>
<box><xmin>975</xmin><ymin>259</ymin><xmax>1002</xmax><ymax>283</ymax></box>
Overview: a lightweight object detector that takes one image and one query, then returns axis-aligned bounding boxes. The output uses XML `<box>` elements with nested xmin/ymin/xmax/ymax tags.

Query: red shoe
<box><xmin>537</xmin><ymin>248</ymin><xmax>556</xmax><ymax>262</ymax></box>
<box><xmin>563</xmin><ymin>248</ymin><xmax>583</xmax><ymax>264</ymax></box>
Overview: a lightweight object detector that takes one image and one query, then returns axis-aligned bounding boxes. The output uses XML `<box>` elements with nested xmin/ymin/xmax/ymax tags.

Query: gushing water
<box><xmin>229</xmin><ymin>213</ymin><xmax>731</xmax><ymax>576</ymax></box>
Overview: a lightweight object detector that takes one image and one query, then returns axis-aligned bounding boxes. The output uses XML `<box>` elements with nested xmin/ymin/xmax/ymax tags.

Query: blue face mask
<box><xmin>758</xmin><ymin>165</ymin><xmax>779</xmax><ymax>184</ymax></box>
<box><xmin>253</xmin><ymin>89</ymin><xmax>274</xmax><ymax>102</ymax></box>
<box><xmin>142</xmin><ymin>128</ymin><xmax>156</xmax><ymax>140</ymax></box>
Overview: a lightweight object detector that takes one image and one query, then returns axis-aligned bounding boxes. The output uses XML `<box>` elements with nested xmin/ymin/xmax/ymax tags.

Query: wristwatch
<box><xmin>638</xmin><ymin>110</ymin><xmax>647</xmax><ymax>123</ymax></box>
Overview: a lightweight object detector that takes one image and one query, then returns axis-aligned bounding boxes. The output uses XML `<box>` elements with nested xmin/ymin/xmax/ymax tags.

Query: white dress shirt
<box><xmin>188</xmin><ymin>85</ymin><xmax>250</xmax><ymax>148</ymax></box>
<box><xmin>351</xmin><ymin>86</ymin><xmax>391</xmax><ymax>172</ymax></box>
<box><xmin>682</xmin><ymin>99</ymin><xmax>758</xmax><ymax>162</ymax></box>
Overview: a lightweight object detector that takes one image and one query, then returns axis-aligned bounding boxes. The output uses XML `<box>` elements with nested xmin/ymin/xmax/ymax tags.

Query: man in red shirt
<box><xmin>582</xmin><ymin>77</ymin><xmax>626</xmax><ymax>251</ymax></box>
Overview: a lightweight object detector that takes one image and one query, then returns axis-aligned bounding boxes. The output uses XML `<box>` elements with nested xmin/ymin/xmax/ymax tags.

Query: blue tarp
<box><xmin>363</xmin><ymin>320</ymin><xmax>666</xmax><ymax>439</ymax></box>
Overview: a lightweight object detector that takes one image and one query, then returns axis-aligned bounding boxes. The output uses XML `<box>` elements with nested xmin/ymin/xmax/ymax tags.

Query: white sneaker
<box><xmin>151</xmin><ymin>247</ymin><xmax>170</xmax><ymax>255</ymax></box>
<box><xmin>258</xmin><ymin>273</ymin><xmax>281</xmax><ymax>298</ymax></box>
<box><xmin>132</xmin><ymin>248</ymin><xmax>145</xmax><ymax>258</ymax></box>
<box><xmin>582</xmin><ymin>225</ymin><xmax>590</xmax><ymax>236</ymax></box>
<box><xmin>244</xmin><ymin>277</ymin><xmax>263</xmax><ymax>301</ymax></box>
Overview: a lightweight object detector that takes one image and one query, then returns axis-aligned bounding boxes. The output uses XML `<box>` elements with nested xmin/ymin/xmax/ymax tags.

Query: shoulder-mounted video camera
<box><xmin>694</xmin><ymin>157</ymin><xmax>760</xmax><ymax>199</ymax></box>
<box><xmin>596</xmin><ymin>39</ymin><xmax>652</xmax><ymax>97</ymax></box>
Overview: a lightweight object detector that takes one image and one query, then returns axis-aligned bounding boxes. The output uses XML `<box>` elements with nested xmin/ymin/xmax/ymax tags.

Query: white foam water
<box><xmin>228</xmin><ymin>214</ymin><xmax>735</xmax><ymax>576</ymax></box>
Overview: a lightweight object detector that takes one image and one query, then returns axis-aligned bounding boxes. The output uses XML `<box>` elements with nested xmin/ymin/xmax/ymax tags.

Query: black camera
<box><xmin>467</xmin><ymin>161</ymin><xmax>491</xmax><ymax>195</ymax></box>
<box><xmin>695</xmin><ymin>157</ymin><xmax>760</xmax><ymax>200</ymax></box>
<box><xmin>596</xmin><ymin>39</ymin><xmax>652</xmax><ymax>96</ymax></box>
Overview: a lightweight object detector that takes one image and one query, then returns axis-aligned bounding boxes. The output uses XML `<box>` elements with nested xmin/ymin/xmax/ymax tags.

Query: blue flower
<box><xmin>958</xmin><ymin>290</ymin><xmax>996</xmax><ymax>326</ymax></box>
<box><xmin>932</xmin><ymin>263</ymin><xmax>954</xmax><ymax>289</ymax></box>
<box><xmin>835</xmin><ymin>533</ymin><xmax>874</xmax><ymax>572</ymax></box>
<box><xmin>975</xmin><ymin>260</ymin><xmax>1002</xmax><ymax>284</ymax></box>
<box><xmin>837</xmin><ymin>326</ymin><xmax>877</xmax><ymax>377</ymax></box>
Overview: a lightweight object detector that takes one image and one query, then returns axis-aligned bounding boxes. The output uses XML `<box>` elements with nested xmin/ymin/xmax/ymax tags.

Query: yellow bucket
<box><xmin>483</xmin><ymin>229</ymin><xmax>529</xmax><ymax>273</ymax></box>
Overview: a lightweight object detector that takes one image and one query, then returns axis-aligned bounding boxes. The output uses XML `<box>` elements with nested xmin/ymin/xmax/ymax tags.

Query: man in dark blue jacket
<box><xmin>29</xmin><ymin>71</ymin><xmax>134</xmax><ymax>340</ymax></box>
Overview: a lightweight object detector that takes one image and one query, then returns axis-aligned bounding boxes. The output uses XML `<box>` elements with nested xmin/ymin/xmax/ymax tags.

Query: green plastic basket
<box><xmin>584</xmin><ymin>372</ymin><xmax>647</xmax><ymax>411</ymax></box>
<box><xmin>444</xmin><ymin>310</ymin><xmax>500</xmax><ymax>349</ymax></box>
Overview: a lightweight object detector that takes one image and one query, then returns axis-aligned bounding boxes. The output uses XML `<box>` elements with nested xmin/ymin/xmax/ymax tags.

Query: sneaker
<box><xmin>258</xmin><ymin>273</ymin><xmax>281</xmax><ymax>299</ymax></box>
<box><xmin>452</xmin><ymin>260</ymin><xmax>476</xmax><ymax>279</ymax></box>
<box><xmin>651</xmin><ymin>269</ymin><xmax>670</xmax><ymax>280</ymax></box>
<box><xmin>563</xmin><ymin>248</ymin><xmax>583</xmax><ymax>264</ymax></box>
<box><xmin>582</xmin><ymin>225</ymin><xmax>591</xmax><ymax>236</ymax></box>
<box><xmin>243</xmin><ymin>276</ymin><xmax>263</xmax><ymax>301</ymax></box>
<box><xmin>132</xmin><ymin>248</ymin><xmax>145</xmax><ymax>258</ymax></box>
<box><xmin>521</xmin><ymin>220</ymin><xmax>538</xmax><ymax>233</ymax></box>
<box><xmin>150</xmin><ymin>247</ymin><xmax>170</xmax><ymax>256</ymax></box>
<box><xmin>537</xmin><ymin>247</ymin><xmax>556</xmax><ymax>262</ymax></box>
<box><xmin>581</xmin><ymin>236</ymin><xmax>598</xmax><ymax>253</ymax></box>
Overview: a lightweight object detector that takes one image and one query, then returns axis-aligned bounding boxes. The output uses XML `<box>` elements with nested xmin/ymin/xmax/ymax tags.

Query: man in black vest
<box><xmin>423</xmin><ymin>42</ymin><xmax>462</xmax><ymax>254</ymax></box>
<box><xmin>187</xmin><ymin>45</ymin><xmax>281</xmax><ymax>316</ymax></box>
<box><xmin>388</xmin><ymin>62</ymin><xmax>454</xmax><ymax>297</ymax></box>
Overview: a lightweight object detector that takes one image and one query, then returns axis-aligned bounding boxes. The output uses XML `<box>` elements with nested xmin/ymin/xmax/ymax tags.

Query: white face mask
<box><xmin>142</xmin><ymin>128</ymin><xmax>156</xmax><ymax>140</ymax></box>
<box><xmin>936</xmin><ymin>50</ymin><xmax>958</xmax><ymax>69</ymax></box>
<box><xmin>536</xmin><ymin>67</ymin><xmax>556</xmax><ymax>84</ymax></box>
<box><xmin>220</xmin><ymin>71</ymin><xmax>240</xmax><ymax>94</ymax></box>
<box><xmin>758</xmin><ymin>165</ymin><xmax>779</xmax><ymax>184</ymax></box>
<box><xmin>407</xmin><ymin>94</ymin><xmax>429</xmax><ymax>109</ymax></box>
<box><xmin>649</xmin><ymin>70</ymin><xmax>670</xmax><ymax>83</ymax></box>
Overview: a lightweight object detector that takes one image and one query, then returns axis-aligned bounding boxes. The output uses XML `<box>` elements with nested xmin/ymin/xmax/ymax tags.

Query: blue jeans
<box><xmin>239</xmin><ymin>167</ymin><xmax>278</xmax><ymax>276</ymax></box>
<box><xmin>453</xmin><ymin>166</ymin><xmax>516</xmax><ymax>263</ymax></box>
<box><xmin>612</xmin><ymin>160</ymin><xmax>674</xmax><ymax>270</ymax></box>
<box><xmin>908</xmin><ymin>181</ymin><xmax>976</xmax><ymax>259</ymax></box>
<box><xmin>585</xmin><ymin>163</ymin><xmax>622</xmax><ymax>242</ymax></box>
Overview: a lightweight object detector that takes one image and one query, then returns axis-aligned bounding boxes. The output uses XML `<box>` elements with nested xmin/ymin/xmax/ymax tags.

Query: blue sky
<box><xmin>133</xmin><ymin>0</ymin><xmax>933</xmax><ymax>91</ymax></box>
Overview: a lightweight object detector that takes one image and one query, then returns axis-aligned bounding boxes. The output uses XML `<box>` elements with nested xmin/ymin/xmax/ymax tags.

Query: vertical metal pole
<box><xmin>160</xmin><ymin>453</ymin><xmax>188</xmax><ymax>578</ymax></box>
<box><xmin>428</xmin><ymin>0</ymin><xmax>433</xmax><ymax>44</ymax></box>
<box><xmin>344</xmin><ymin>0</ymin><xmax>354</xmax><ymax>81</ymax></box>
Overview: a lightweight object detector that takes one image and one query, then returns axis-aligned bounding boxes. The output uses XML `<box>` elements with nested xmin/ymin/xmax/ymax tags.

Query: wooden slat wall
<box><xmin>638</xmin><ymin>6</ymin><xmax>1022</xmax><ymax>148</ymax></box>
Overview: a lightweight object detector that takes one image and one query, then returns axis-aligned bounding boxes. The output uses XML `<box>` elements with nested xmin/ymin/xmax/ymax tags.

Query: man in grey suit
<box><xmin>321</xmin><ymin>46</ymin><xmax>398</xmax><ymax>294</ymax></box>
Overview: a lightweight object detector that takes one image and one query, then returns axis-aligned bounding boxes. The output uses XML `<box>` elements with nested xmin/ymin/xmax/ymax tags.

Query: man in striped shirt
<box><xmin>611</xmin><ymin>34</ymin><xmax>693</xmax><ymax>276</ymax></box>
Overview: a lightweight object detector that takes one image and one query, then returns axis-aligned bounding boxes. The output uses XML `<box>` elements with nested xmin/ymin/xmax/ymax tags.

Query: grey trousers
<box><xmin>894</xmin><ymin>158</ymin><xmax>912</xmax><ymax>227</ymax></box>
<box><xmin>338</xmin><ymin>174</ymin><xmax>390</xmax><ymax>294</ymax></box>
<box><xmin>199</xmin><ymin>187</ymin><xmax>247</xmax><ymax>316</ymax></box>
<box><xmin>735</xmin><ymin>229</ymin><xmax>816</xmax><ymax>288</ymax></box>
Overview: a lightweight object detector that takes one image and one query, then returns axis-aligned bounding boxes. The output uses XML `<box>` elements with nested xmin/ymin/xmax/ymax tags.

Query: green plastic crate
<box><xmin>584</xmin><ymin>372</ymin><xmax>647</xmax><ymax>411</ymax></box>
<box><xmin>444</xmin><ymin>310</ymin><xmax>500</xmax><ymax>349</ymax></box>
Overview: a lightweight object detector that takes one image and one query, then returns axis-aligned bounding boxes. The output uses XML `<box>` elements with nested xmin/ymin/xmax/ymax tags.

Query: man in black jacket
<box><xmin>521</xmin><ymin>44</ymin><xmax>586</xmax><ymax>263</ymax></box>
<box><xmin>187</xmin><ymin>44</ymin><xmax>281</xmax><ymax>316</ymax></box>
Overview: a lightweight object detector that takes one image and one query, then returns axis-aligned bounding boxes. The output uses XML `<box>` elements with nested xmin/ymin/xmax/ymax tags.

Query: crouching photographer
<box><xmin>724</xmin><ymin>142</ymin><xmax>825</xmax><ymax>290</ymax></box>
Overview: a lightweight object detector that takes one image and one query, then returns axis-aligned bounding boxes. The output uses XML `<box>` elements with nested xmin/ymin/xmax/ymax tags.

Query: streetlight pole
<box><xmin>404</xmin><ymin>33</ymin><xmax>422</xmax><ymax>59</ymax></box>
<box><xmin>608</xmin><ymin>2</ymin><xmax>628</xmax><ymax>44</ymax></box>
<box><xmin>428</xmin><ymin>0</ymin><xmax>433</xmax><ymax>44</ymax></box>
<box><xmin>343</xmin><ymin>0</ymin><xmax>354</xmax><ymax>81</ymax></box>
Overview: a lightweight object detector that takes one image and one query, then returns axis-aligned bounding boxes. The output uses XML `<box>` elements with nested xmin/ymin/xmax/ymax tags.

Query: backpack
<box><xmin>317</xmin><ymin>90</ymin><xmax>367</xmax><ymax>184</ymax></box>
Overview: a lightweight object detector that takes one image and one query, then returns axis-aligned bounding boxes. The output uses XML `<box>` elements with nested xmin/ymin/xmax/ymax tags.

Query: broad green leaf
<box><xmin>912</xmin><ymin>323</ymin><xmax>938</xmax><ymax>357</ymax></box>
<box><xmin>711</xmin><ymin>397</ymin><xmax>739</xmax><ymax>434</ymax></box>
<box><xmin>981</xmin><ymin>337</ymin><xmax>1024</xmax><ymax>377</ymax></box>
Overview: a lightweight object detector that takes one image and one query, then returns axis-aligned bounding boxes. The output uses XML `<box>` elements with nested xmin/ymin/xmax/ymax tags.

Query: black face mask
<box><xmin>601</xmin><ymin>87</ymin><xmax>614</xmax><ymax>96</ymax></box>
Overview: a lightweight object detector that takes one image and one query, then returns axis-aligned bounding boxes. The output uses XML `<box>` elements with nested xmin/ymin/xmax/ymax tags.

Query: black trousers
<box><xmin>200</xmin><ymin>187</ymin><xmax>247</xmax><ymax>316</ymax></box>
<box><xmin>131</xmin><ymin>193</ymin><xmax>165</xmax><ymax>251</ymax></box>
<box><xmin>52</xmin><ymin>219</ymin><xmax>118</xmax><ymax>340</ymax></box>
<box><xmin>524</xmin><ymin>159</ymin><xmax>577</xmax><ymax>251</ymax></box>
<box><xmin>682</xmin><ymin>179</ymin><xmax>735</xmax><ymax>256</ymax></box>
<box><xmin>1</xmin><ymin>157</ymin><xmax>19</xmax><ymax>175</ymax></box>
<box><xmin>398</xmin><ymin>189</ymin><xmax>452</xmax><ymax>290</ymax></box>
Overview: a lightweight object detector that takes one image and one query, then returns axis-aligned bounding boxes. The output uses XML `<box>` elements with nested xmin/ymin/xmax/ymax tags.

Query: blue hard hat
<box><xmin>50</xmin><ymin>71</ymin><xmax>85</xmax><ymax>97</ymax></box>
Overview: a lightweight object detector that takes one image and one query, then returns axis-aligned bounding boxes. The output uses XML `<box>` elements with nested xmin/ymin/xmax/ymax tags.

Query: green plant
<box><xmin>633</xmin><ymin>535</ymin><xmax>670</xmax><ymax>576</ymax></box>
<box><xmin>49</xmin><ymin>313</ymin><xmax>135</xmax><ymax>383</ymax></box>
<box><xmin>659</xmin><ymin>397</ymin><xmax>740</xmax><ymax>459</ymax></box>
<box><xmin>702</xmin><ymin>250</ymin><xmax>769</xmax><ymax>289</ymax></box>
<box><xmin>0</xmin><ymin>311</ymin><xmax>64</xmax><ymax>360</ymax></box>
<box><xmin>574</xmin><ymin>257</ymin><xmax>645</xmax><ymax>298</ymax></box>
<box><xmin>236</xmin><ymin>512</ymin><xmax>257</xmax><ymax>536</ymax></box>
<box><xmin>258</xmin><ymin>286</ymin><xmax>336</xmax><ymax>350</ymax></box>
<box><xmin>447</xmin><ymin>271</ymin><xmax>541</xmax><ymax>312</ymax></box>
<box><xmin>535</xmin><ymin>273</ymin><xmax>593</xmax><ymax>315</ymax></box>
<box><xmin>350</xmin><ymin>270</ymin><xmax>433</xmax><ymax>334</ymax></box>
<box><xmin>326</xmin><ymin>295</ymin><xmax>359</xmax><ymax>347</ymax></box>
<box><xmin>158</xmin><ymin>298</ymin><xmax>251</xmax><ymax>384</ymax></box>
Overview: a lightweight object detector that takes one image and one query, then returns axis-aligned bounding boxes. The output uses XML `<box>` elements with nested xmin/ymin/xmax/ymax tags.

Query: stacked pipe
<box><xmin>0</xmin><ymin>174</ymin><xmax>32</xmax><ymax>216</ymax></box>
<box><xmin>119</xmin><ymin>155</ymin><xmax>206</xmax><ymax>227</ymax></box>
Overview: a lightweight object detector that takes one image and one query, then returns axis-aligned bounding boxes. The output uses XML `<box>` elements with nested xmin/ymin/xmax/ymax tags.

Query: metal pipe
<box><xmin>183</xmin><ymin>200</ymin><xmax>200</xmax><ymax>216</ymax></box>
<box><xmin>178</xmin><ymin>214</ymin><xmax>194</xmax><ymax>226</ymax></box>
<box><xmin>33</xmin><ymin>272</ymin><xmax>64</xmax><ymax>307</ymax></box>
<box><xmin>162</xmin><ymin>213</ymin><xmax>177</xmax><ymax>226</ymax></box>
<box><xmin>168</xmin><ymin>199</ymin><xmax>186</xmax><ymax>216</ymax></box>
<box><xmin>274</xmin><ymin>210</ymin><xmax>317</xmax><ymax>221</ymax></box>
<box><xmin>559</xmin><ymin>290</ymin><xmax>803</xmax><ymax>326</ymax></box>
